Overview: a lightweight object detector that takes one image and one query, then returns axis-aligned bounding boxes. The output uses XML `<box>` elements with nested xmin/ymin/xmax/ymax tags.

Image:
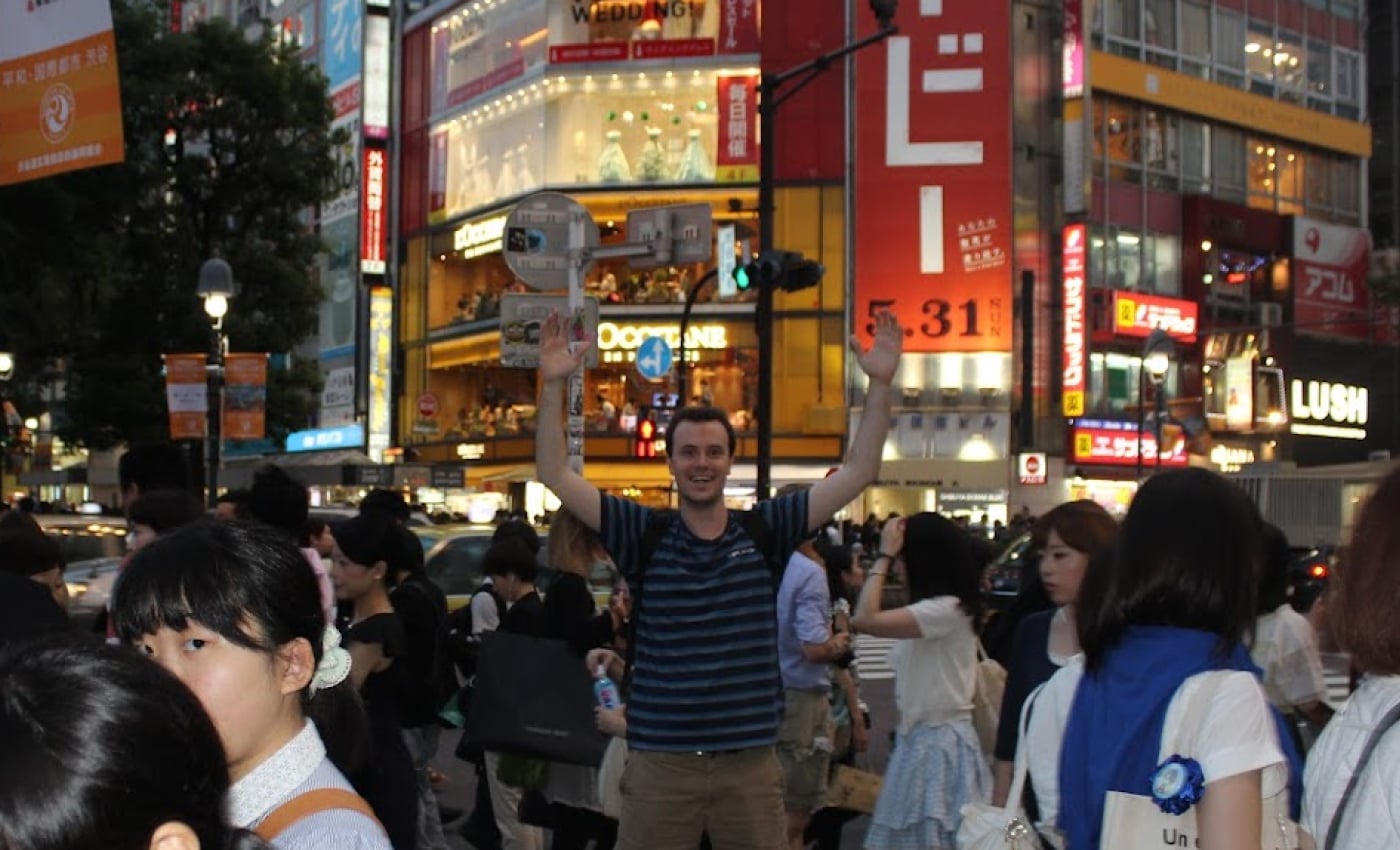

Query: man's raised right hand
<box><xmin>538</xmin><ymin>310</ymin><xmax>593</xmax><ymax>382</ymax></box>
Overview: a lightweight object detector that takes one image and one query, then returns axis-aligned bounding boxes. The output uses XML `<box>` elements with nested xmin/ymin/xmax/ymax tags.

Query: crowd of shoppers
<box><xmin>6</xmin><ymin>397</ymin><xmax>1400</xmax><ymax>850</ymax></box>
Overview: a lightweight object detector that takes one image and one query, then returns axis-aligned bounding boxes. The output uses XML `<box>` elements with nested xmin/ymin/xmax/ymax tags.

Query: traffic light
<box><xmin>635</xmin><ymin>418</ymin><xmax>657</xmax><ymax>458</ymax></box>
<box><xmin>732</xmin><ymin>250</ymin><xmax>825</xmax><ymax>293</ymax></box>
<box><xmin>733</xmin><ymin>265</ymin><xmax>752</xmax><ymax>291</ymax></box>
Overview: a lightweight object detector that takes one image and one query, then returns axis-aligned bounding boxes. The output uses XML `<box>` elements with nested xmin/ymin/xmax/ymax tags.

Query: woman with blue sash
<box><xmin>1023</xmin><ymin>468</ymin><xmax>1304</xmax><ymax>849</ymax></box>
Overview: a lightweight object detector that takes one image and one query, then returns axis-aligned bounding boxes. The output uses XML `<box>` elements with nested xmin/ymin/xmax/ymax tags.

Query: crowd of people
<box><xmin>4</xmin><ymin>308</ymin><xmax>1400</xmax><ymax>850</ymax></box>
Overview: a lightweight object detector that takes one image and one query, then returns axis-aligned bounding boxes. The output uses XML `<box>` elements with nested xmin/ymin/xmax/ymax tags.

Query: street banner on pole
<box><xmin>222</xmin><ymin>353</ymin><xmax>268</xmax><ymax>440</ymax></box>
<box><xmin>164</xmin><ymin>354</ymin><xmax>208</xmax><ymax>440</ymax></box>
<box><xmin>0</xmin><ymin>0</ymin><xmax>125</xmax><ymax>186</ymax></box>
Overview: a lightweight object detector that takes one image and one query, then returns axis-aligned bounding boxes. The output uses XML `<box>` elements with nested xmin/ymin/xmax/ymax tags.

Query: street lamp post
<box><xmin>198</xmin><ymin>258</ymin><xmax>235</xmax><ymax>508</ymax></box>
<box><xmin>752</xmin><ymin>5</ymin><xmax>897</xmax><ymax>500</ymax></box>
<box><xmin>0</xmin><ymin>349</ymin><xmax>12</xmax><ymax>501</ymax></box>
<box><xmin>1136</xmin><ymin>328</ymin><xmax>1174</xmax><ymax>479</ymax></box>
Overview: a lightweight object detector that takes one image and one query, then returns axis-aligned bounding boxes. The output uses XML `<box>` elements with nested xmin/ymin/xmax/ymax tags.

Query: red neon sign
<box><xmin>1062</xmin><ymin>224</ymin><xmax>1087</xmax><ymax>416</ymax></box>
<box><xmin>361</xmin><ymin>146</ymin><xmax>387</xmax><ymax>275</ymax></box>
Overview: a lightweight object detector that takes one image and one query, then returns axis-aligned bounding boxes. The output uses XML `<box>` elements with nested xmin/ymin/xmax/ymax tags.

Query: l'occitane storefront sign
<box><xmin>596</xmin><ymin>322</ymin><xmax>729</xmax><ymax>364</ymax></box>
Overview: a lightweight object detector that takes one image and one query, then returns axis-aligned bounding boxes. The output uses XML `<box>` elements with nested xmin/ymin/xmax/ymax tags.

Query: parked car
<box><xmin>37</xmin><ymin>516</ymin><xmax>129</xmax><ymax>563</ymax></box>
<box><xmin>416</xmin><ymin>523</ymin><xmax>616</xmax><ymax>612</ymax></box>
<box><xmin>981</xmin><ymin>531</ymin><xmax>1034</xmax><ymax>608</ymax></box>
<box><xmin>1288</xmin><ymin>545</ymin><xmax>1333</xmax><ymax>614</ymax></box>
<box><xmin>64</xmin><ymin>556</ymin><xmax>123</xmax><ymax>632</ymax></box>
<box><xmin>310</xmin><ymin>505</ymin><xmax>436</xmax><ymax>528</ymax></box>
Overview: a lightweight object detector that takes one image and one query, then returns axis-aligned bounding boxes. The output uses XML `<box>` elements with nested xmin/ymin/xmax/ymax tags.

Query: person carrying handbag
<box><xmin>851</xmin><ymin>513</ymin><xmax>991</xmax><ymax>849</ymax></box>
<box><xmin>1302</xmin><ymin>465</ymin><xmax>1400</xmax><ymax>849</ymax></box>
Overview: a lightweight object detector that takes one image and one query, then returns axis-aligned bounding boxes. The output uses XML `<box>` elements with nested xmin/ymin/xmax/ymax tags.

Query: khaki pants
<box><xmin>616</xmin><ymin>747</ymin><xmax>785</xmax><ymax>850</ymax></box>
<box><xmin>775</xmin><ymin>688</ymin><xmax>834</xmax><ymax>813</ymax></box>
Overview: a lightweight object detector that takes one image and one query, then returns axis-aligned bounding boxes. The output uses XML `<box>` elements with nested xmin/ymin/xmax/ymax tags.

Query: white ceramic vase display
<box><xmin>636</xmin><ymin>127</ymin><xmax>668</xmax><ymax>181</ymax></box>
<box><xmin>598</xmin><ymin>129</ymin><xmax>632</xmax><ymax>182</ymax></box>
<box><xmin>674</xmin><ymin>128</ymin><xmax>713</xmax><ymax>181</ymax></box>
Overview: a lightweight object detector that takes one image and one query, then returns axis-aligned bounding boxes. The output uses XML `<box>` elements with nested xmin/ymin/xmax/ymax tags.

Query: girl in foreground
<box><xmin>114</xmin><ymin>519</ymin><xmax>391</xmax><ymax>849</ymax></box>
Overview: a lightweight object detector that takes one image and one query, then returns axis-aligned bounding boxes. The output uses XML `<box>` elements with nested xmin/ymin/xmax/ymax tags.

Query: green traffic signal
<box><xmin>734</xmin><ymin>266</ymin><xmax>752</xmax><ymax>291</ymax></box>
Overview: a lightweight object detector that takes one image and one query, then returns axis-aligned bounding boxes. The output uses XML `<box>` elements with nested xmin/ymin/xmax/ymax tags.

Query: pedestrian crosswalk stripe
<box><xmin>854</xmin><ymin>634</ymin><xmax>896</xmax><ymax>681</ymax></box>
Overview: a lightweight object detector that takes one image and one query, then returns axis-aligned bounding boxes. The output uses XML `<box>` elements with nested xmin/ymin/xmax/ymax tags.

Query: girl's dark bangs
<box><xmin>112</xmin><ymin>542</ymin><xmax>260</xmax><ymax>651</ymax></box>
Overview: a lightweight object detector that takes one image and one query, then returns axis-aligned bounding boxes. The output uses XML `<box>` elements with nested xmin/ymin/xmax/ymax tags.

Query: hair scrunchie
<box><xmin>309</xmin><ymin>625</ymin><xmax>352</xmax><ymax>696</ymax></box>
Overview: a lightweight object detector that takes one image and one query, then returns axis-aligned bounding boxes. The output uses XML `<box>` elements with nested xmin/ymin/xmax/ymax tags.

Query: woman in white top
<box><xmin>851</xmin><ymin>512</ymin><xmax>989</xmax><ymax>849</ymax></box>
<box><xmin>1023</xmin><ymin>468</ymin><xmax>1298</xmax><ymax>850</ymax></box>
<box><xmin>1303</xmin><ymin>466</ymin><xmax>1400</xmax><ymax>849</ymax></box>
<box><xmin>113</xmin><ymin>520</ymin><xmax>393</xmax><ymax>850</ymax></box>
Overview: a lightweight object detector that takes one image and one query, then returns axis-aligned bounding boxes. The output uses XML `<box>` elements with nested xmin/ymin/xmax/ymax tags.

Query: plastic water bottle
<box><xmin>593</xmin><ymin>664</ymin><xmax>621</xmax><ymax>710</ymax></box>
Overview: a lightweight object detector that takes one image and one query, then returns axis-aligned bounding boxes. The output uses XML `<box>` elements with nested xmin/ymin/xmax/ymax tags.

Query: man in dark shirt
<box><xmin>489</xmin><ymin>541</ymin><xmax>544</xmax><ymax>637</ymax></box>
<box><xmin>481</xmin><ymin>541</ymin><xmax>547</xmax><ymax>850</ymax></box>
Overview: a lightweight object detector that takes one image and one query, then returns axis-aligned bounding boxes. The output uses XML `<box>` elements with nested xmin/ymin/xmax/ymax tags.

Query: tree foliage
<box><xmin>0</xmin><ymin>0</ymin><xmax>341</xmax><ymax>448</ymax></box>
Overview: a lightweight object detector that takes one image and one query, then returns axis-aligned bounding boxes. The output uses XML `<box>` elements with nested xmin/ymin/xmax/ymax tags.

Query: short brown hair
<box><xmin>1030</xmin><ymin>500</ymin><xmax>1117</xmax><ymax>557</ymax></box>
<box><xmin>1329</xmin><ymin>465</ymin><xmax>1400</xmax><ymax>674</ymax></box>
<box><xmin>664</xmin><ymin>406</ymin><xmax>736</xmax><ymax>457</ymax></box>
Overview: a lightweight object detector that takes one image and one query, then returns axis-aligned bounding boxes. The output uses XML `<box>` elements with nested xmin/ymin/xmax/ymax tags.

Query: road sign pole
<box><xmin>567</xmin><ymin>211</ymin><xmax>587</xmax><ymax>475</ymax></box>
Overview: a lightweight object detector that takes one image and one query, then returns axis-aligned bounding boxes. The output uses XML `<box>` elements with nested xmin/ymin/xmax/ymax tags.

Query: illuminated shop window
<box><xmin>1088</xmin><ymin>351</ymin><xmax>1180</xmax><ymax>418</ymax></box>
<box><xmin>1088</xmin><ymin>227</ymin><xmax>1180</xmax><ymax>296</ymax></box>
<box><xmin>429</xmin><ymin>1</ymin><xmax>549</xmax><ymax>116</ymax></box>
<box><xmin>427</xmin><ymin>66</ymin><xmax>755</xmax><ymax>222</ymax></box>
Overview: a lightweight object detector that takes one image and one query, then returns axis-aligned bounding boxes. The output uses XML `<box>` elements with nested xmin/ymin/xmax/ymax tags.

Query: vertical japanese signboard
<box><xmin>716</xmin><ymin>74</ymin><xmax>757</xmax><ymax>182</ymax></box>
<box><xmin>1062</xmin><ymin>0</ymin><xmax>1089</xmax><ymax>213</ymax></box>
<box><xmin>1062</xmin><ymin>224</ymin><xmax>1087</xmax><ymax>416</ymax></box>
<box><xmin>366</xmin><ymin>286</ymin><xmax>393</xmax><ymax>462</ymax></box>
<box><xmin>854</xmin><ymin>1</ymin><xmax>1013</xmax><ymax>354</ymax></box>
<box><xmin>0</xmin><ymin>0</ymin><xmax>125</xmax><ymax>185</ymax></box>
<box><xmin>1293</xmin><ymin>216</ymin><xmax>1372</xmax><ymax>342</ymax></box>
<box><xmin>164</xmin><ymin>354</ymin><xmax>208</xmax><ymax>440</ymax></box>
<box><xmin>361</xmin><ymin>145</ymin><xmax>387</xmax><ymax>275</ymax></box>
<box><xmin>222</xmin><ymin>353</ymin><xmax>268</xmax><ymax>440</ymax></box>
<box><xmin>362</xmin><ymin>11</ymin><xmax>390</xmax><ymax>139</ymax></box>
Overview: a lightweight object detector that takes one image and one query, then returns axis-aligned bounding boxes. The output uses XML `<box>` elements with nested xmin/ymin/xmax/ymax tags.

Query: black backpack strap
<box><xmin>731</xmin><ymin>509</ymin><xmax>777</xmax><ymax>583</ymax></box>
<box><xmin>622</xmin><ymin>510</ymin><xmax>675</xmax><ymax>694</ymax></box>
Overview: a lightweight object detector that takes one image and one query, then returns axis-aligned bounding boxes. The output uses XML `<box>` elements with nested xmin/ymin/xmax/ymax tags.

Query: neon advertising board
<box><xmin>854</xmin><ymin>0</ymin><xmax>1013</xmax><ymax>354</ymax></box>
<box><xmin>1062</xmin><ymin>224</ymin><xmax>1087</xmax><ymax>416</ymax></box>
<box><xmin>1069</xmin><ymin>419</ymin><xmax>1187</xmax><ymax>467</ymax></box>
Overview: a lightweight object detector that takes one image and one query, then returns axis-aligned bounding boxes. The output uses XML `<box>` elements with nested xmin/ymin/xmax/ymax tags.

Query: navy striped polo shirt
<box><xmin>600</xmin><ymin>491</ymin><xmax>809</xmax><ymax>753</ymax></box>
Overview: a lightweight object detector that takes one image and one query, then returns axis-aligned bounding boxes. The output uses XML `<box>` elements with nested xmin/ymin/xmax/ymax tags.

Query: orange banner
<box><xmin>0</xmin><ymin>0</ymin><xmax>125</xmax><ymax>186</ymax></box>
<box><xmin>164</xmin><ymin>354</ymin><xmax>208</xmax><ymax>440</ymax></box>
<box><xmin>222</xmin><ymin>353</ymin><xmax>268</xmax><ymax>441</ymax></box>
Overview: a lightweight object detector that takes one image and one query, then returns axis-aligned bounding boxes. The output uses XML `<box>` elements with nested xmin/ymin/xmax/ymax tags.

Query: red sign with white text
<box><xmin>716</xmin><ymin>74</ymin><xmax>757</xmax><ymax>182</ymax></box>
<box><xmin>361</xmin><ymin>146</ymin><xmax>387</xmax><ymax>275</ymax></box>
<box><xmin>1070</xmin><ymin>425</ymin><xmax>1188</xmax><ymax>468</ymax></box>
<box><xmin>1109</xmin><ymin>291</ymin><xmax>1198</xmax><ymax>342</ymax></box>
<box><xmin>717</xmin><ymin>0</ymin><xmax>759</xmax><ymax>53</ymax></box>
<box><xmin>1062</xmin><ymin>225</ymin><xmax>1087</xmax><ymax>416</ymax></box>
<box><xmin>1293</xmin><ymin>216</ymin><xmax>1371</xmax><ymax>342</ymax></box>
<box><xmin>547</xmin><ymin>42</ymin><xmax>629</xmax><ymax>63</ymax></box>
<box><xmin>854</xmin><ymin>1</ymin><xmax>1012</xmax><ymax>353</ymax></box>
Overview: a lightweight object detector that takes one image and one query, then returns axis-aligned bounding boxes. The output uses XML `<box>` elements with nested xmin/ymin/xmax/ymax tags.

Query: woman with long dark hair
<box><xmin>991</xmin><ymin>500</ymin><xmax>1117</xmax><ymax>808</ymax></box>
<box><xmin>851</xmin><ymin>512</ymin><xmax>989</xmax><ymax>849</ymax></box>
